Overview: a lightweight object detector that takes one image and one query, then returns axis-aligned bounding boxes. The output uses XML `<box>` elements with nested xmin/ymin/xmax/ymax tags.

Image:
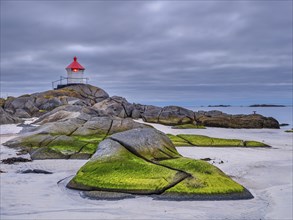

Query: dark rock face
<box><xmin>81</xmin><ymin>191</ymin><xmax>136</xmax><ymax>200</ymax></box>
<box><xmin>140</xmin><ymin>106</ymin><xmax>163</xmax><ymax>123</ymax></box>
<box><xmin>1</xmin><ymin>157</ymin><xmax>32</xmax><ymax>164</ymax></box>
<box><xmin>1</xmin><ymin>84</ymin><xmax>109</xmax><ymax>124</ymax></box>
<box><xmin>158</xmin><ymin>106</ymin><xmax>195</xmax><ymax>125</ymax></box>
<box><xmin>0</xmin><ymin>107</ymin><xmax>23</xmax><ymax>124</ymax></box>
<box><xmin>195</xmin><ymin>110</ymin><xmax>225</xmax><ymax>118</ymax></box>
<box><xmin>0</xmin><ymin>98</ymin><xmax>5</xmax><ymax>107</ymax></box>
<box><xmin>92</xmin><ymin>96</ymin><xmax>131</xmax><ymax>118</ymax></box>
<box><xmin>19</xmin><ymin>169</ymin><xmax>53</xmax><ymax>174</ymax></box>
<box><xmin>141</xmin><ymin>106</ymin><xmax>195</xmax><ymax>126</ymax></box>
<box><xmin>15</xmin><ymin>109</ymin><xmax>32</xmax><ymax>118</ymax></box>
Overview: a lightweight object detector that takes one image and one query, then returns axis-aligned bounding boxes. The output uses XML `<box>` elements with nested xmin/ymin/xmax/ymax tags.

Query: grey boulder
<box><xmin>0</xmin><ymin>107</ymin><xmax>23</xmax><ymax>125</ymax></box>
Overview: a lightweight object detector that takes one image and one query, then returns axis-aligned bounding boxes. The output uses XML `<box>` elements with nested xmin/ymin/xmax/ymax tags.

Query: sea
<box><xmin>184</xmin><ymin>106</ymin><xmax>293</xmax><ymax>128</ymax></box>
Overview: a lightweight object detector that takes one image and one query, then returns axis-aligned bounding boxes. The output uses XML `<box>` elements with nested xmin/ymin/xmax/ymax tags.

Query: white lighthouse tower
<box><xmin>52</xmin><ymin>56</ymin><xmax>88</xmax><ymax>89</ymax></box>
<box><xmin>65</xmin><ymin>56</ymin><xmax>85</xmax><ymax>84</ymax></box>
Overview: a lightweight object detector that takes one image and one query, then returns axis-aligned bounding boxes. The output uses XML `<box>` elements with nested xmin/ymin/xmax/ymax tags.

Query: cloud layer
<box><xmin>1</xmin><ymin>1</ymin><xmax>292</xmax><ymax>106</ymax></box>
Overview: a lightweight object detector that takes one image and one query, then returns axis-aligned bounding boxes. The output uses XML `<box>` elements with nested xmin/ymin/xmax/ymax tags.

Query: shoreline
<box><xmin>0</xmin><ymin>121</ymin><xmax>292</xmax><ymax>219</ymax></box>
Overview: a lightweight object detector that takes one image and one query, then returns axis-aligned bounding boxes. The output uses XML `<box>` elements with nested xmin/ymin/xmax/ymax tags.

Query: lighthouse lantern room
<box><xmin>52</xmin><ymin>56</ymin><xmax>88</xmax><ymax>89</ymax></box>
<box><xmin>66</xmin><ymin>56</ymin><xmax>85</xmax><ymax>84</ymax></box>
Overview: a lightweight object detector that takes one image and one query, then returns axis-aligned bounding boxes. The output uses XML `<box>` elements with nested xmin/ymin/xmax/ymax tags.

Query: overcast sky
<box><xmin>1</xmin><ymin>1</ymin><xmax>292</xmax><ymax>106</ymax></box>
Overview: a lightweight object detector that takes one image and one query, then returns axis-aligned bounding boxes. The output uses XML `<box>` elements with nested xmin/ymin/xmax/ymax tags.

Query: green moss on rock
<box><xmin>31</xmin><ymin>146</ymin><xmax>68</xmax><ymax>160</ymax></box>
<box><xmin>167</xmin><ymin>134</ymin><xmax>269</xmax><ymax>147</ymax></box>
<box><xmin>172</xmin><ymin>124</ymin><xmax>206</xmax><ymax>129</ymax></box>
<box><xmin>244</xmin><ymin>141</ymin><xmax>269</xmax><ymax>147</ymax></box>
<box><xmin>167</xmin><ymin>134</ymin><xmax>192</xmax><ymax>146</ymax></box>
<box><xmin>67</xmin><ymin>128</ymin><xmax>252</xmax><ymax>199</ymax></box>
<box><xmin>47</xmin><ymin>135</ymin><xmax>106</xmax><ymax>156</ymax></box>
<box><xmin>72</xmin><ymin>135</ymin><xmax>107</xmax><ymax>155</ymax></box>
<box><xmin>73</xmin><ymin>134</ymin><xmax>106</xmax><ymax>143</ymax></box>
<box><xmin>285</xmin><ymin>130</ymin><xmax>293</xmax><ymax>133</ymax></box>
<box><xmin>48</xmin><ymin>142</ymin><xmax>84</xmax><ymax>155</ymax></box>
<box><xmin>178</xmin><ymin>134</ymin><xmax>244</xmax><ymax>147</ymax></box>
<box><xmin>13</xmin><ymin>134</ymin><xmax>105</xmax><ymax>159</ymax></box>
<box><xmin>159</xmin><ymin>157</ymin><xmax>244</xmax><ymax>194</ymax></box>
<box><xmin>80</xmin><ymin>143</ymin><xmax>99</xmax><ymax>155</ymax></box>
<box><xmin>68</xmin><ymin>145</ymin><xmax>184</xmax><ymax>193</ymax></box>
<box><xmin>21</xmin><ymin>134</ymin><xmax>54</xmax><ymax>149</ymax></box>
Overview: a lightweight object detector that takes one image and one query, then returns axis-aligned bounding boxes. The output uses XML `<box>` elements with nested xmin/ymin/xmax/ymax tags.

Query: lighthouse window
<box><xmin>73</xmin><ymin>69</ymin><xmax>78</xmax><ymax>72</ymax></box>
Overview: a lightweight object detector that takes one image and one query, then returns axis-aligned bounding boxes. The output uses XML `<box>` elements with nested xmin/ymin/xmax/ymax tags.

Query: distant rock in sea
<box><xmin>249</xmin><ymin>104</ymin><xmax>286</xmax><ymax>107</ymax></box>
<box><xmin>208</xmin><ymin>105</ymin><xmax>231</xmax><ymax>107</ymax></box>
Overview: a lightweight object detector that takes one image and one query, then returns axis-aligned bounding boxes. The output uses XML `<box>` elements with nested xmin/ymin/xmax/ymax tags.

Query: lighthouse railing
<box><xmin>52</xmin><ymin>76</ymin><xmax>89</xmax><ymax>89</ymax></box>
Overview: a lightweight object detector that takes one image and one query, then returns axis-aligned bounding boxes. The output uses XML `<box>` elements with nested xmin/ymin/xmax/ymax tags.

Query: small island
<box><xmin>208</xmin><ymin>105</ymin><xmax>231</xmax><ymax>107</ymax></box>
<box><xmin>249</xmin><ymin>104</ymin><xmax>286</xmax><ymax>107</ymax></box>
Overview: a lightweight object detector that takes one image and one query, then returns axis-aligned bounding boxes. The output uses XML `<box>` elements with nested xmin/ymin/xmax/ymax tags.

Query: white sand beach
<box><xmin>0</xmin><ymin>120</ymin><xmax>292</xmax><ymax>220</ymax></box>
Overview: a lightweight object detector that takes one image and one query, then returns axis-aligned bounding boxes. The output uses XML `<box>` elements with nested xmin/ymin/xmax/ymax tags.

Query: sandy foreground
<box><xmin>0</xmin><ymin>119</ymin><xmax>292</xmax><ymax>220</ymax></box>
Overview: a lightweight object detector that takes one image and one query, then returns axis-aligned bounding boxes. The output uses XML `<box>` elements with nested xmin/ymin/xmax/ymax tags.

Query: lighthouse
<box><xmin>65</xmin><ymin>56</ymin><xmax>85</xmax><ymax>84</ymax></box>
<box><xmin>52</xmin><ymin>56</ymin><xmax>88</xmax><ymax>89</ymax></box>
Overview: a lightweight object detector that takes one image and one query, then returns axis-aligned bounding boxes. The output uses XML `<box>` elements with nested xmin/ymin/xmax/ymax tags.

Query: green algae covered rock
<box><xmin>4</xmin><ymin>117</ymin><xmax>149</xmax><ymax>159</ymax></box>
<box><xmin>167</xmin><ymin>134</ymin><xmax>270</xmax><ymax>147</ymax></box>
<box><xmin>178</xmin><ymin>134</ymin><xmax>244</xmax><ymax>147</ymax></box>
<box><xmin>160</xmin><ymin>157</ymin><xmax>244</xmax><ymax>195</ymax></box>
<box><xmin>244</xmin><ymin>140</ymin><xmax>269</xmax><ymax>147</ymax></box>
<box><xmin>166</xmin><ymin>134</ymin><xmax>192</xmax><ymax>146</ymax></box>
<box><xmin>67</xmin><ymin>138</ymin><xmax>187</xmax><ymax>193</ymax></box>
<box><xmin>171</xmin><ymin>124</ymin><xmax>206</xmax><ymax>129</ymax></box>
<box><xmin>67</xmin><ymin>128</ymin><xmax>253</xmax><ymax>200</ymax></box>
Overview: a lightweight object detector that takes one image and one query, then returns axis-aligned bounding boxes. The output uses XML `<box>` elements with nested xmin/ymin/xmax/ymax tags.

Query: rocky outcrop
<box><xmin>1</xmin><ymin>83</ymin><xmax>280</xmax><ymax>129</ymax></box>
<box><xmin>195</xmin><ymin>111</ymin><xmax>280</xmax><ymax>129</ymax></box>
<box><xmin>33</xmin><ymin>105</ymin><xmax>106</xmax><ymax>125</ymax></box>
<box><xmin>141</xmin><ymin>106</ymin><xmax>195</xmax><ymax>125</ymax></box>
<box><xmin>1</xmin><ymin>84</ymin><xmax>109</xmax><ymax>123</ymax></box>
<box><xmin>67</xmin><ymin>128</ymin><xmax>252</xmax><ymax>200</ymax></box>
<box><xmin>1</xmin><ymin>157</ymin><xmax>31</xmax><ymax>164</ymax></box>
<box><xmin>0</xmin><ymin>98</ymin><xmax>5</xmax><ymax>107</ymax></box>
<box><xmin>4</xmin><ymin>116</ymin><xmax>150</xmax><ymax>159</ymax></box>
<box><xmin>92</xmin><ymin>96</ymin><xmax>134</xmax><ymax>118</ymax></box>
<box><xmin>19</xmin><ymin>169</ymin><xmax>53</xmax><ymax>174</ymax></box>
<box><xmin>93</xmin><ymin>99</ymin><xmax>197</xmax><ymax>126</ymax></box>
<box><xmin>167</xmin><ymin>134</ymin><xmax>270</xmax><ymax>147</ymax></box>
<box><xmin>0</xmin><ymin>107</ymin><xmax>23</xmax><ymax>124</ymax></box>
<box><xmin>107</xmin><ymin>127</ymin><xmax>180</xmax><ymax>160</ymax></box>
<box><xmin>140</xmin><ymin>108</ymin><xmax>279</xmax><ymax>129</ymax></box>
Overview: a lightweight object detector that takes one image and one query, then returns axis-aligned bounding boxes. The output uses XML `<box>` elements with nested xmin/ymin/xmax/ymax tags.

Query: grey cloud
<box><xmin>1</xmin><ymin>1</ymin><xmax>292</xmax><ymax>106</ymax></box>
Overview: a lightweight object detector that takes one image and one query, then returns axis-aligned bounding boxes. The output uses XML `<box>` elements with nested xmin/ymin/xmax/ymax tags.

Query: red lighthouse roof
<box><xmin>66</xmin><ymin>56</ymin><xmax>85</xmax><ymax>70</ymax></box>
